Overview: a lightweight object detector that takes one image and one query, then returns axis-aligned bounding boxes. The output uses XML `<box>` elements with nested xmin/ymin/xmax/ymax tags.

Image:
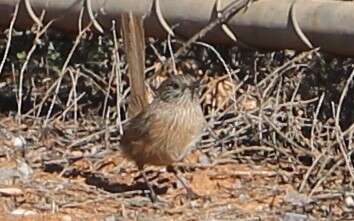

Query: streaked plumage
<box><xmin>120</xmin><ymin>75</ymin><xmax>206</xmax><ymax>169</ymax></box>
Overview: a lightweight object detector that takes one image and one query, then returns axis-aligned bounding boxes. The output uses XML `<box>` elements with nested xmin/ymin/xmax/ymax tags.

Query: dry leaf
<box><xmin>190</xmin><ymin>170</ymin><xmax>217</xmax><ymax>196</ymax></box>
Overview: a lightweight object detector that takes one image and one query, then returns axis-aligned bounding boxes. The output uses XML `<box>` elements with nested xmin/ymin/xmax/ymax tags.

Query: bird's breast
<box><xmin>150</xmin><ymin>101</ymin><xmax>205</xmax><ymax>162</ymax></box>
<box><xmin>120</xmin><ymin>99</ymin><xmax>205</xmax><ymax>167</ymax></box>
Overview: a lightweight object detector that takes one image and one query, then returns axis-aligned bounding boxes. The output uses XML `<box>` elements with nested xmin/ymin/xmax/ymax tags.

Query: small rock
<box><xmin>198</xmin><ymin>154</ymin><xmax>210</xmax><ymax>165</ymax></box>
<box><xmin>0</xmin><ymin>168</ymin><xmax>18</xmax><ymax>183</ymax></box>
<box><xmin>71</xmin><ymin>150</ymin><xmax>83</xmax><ymax>158</ymax></box>
<box><xmin>283</xmin><ymin>212</ymin><xmax>308</xmax><ymax>221</ymax></box>
<box><xmin>61</xmin><ymin>215</ymin><xmax>72</xmax><ymax>221</ymax></box>
<box><xmin>345</xmin><ymin>193</ymin><xmax>354</xmax><ymax>208</ymax></box>
<box><xmin>238</xmin><ymin>193</ymin><xmax>248</xmax><ymax>203</ymax></box>
<box><xmin>11</xmin><ymin>136</ymin><xmax>26</xmax><ymax>149</ymax></box>
<box><xmin>11</xmin><ymin>208</ymin><xmax>37</xmax><ymax>216</ymax></box>
<box><xmin>0</xmin><ymin>187</ymin><xmax>23</xmax><ymax>196</ymax></box>
<box><xmin>284</xmin><ymin>191</ymin><xmax>312</xmax><ymax>207</ymax></box>
<box><xmin>234</xmin><ymin>179</ymin><xmax>242</xmax><ymax>189</ymax></box>
<box><xmin>104</xmin><ymin>215</ymin><xmax>117</xmax><ymax>221</ymax></box>
<box><xmin>16</xmin><ymin>159</ymin><xmax>33</xmax><ymax>179</ymax></box>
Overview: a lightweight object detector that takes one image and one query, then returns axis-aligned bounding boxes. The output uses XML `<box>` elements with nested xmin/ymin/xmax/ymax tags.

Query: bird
<box><xmin>120</xmin><ymin>74</ymin><xmax>206</xmax><ymax>202</ymax></box>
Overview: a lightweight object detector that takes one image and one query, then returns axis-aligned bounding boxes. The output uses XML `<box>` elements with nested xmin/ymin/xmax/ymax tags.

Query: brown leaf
<box><xmin>190</xmin><ymin>170</ymin><xmax>218</xmax><ymax>196</ymax></box>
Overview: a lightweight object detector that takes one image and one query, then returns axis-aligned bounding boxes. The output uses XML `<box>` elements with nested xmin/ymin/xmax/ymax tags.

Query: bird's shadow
<box><xmin>43</xmin><ymin>162</ymin><xmax>170</xmax><ymax>197</ymax></box>
<box><xmin>84</xmin><ymin>170</ymin><xmax>170</xmax><ymax>196</ymax></box>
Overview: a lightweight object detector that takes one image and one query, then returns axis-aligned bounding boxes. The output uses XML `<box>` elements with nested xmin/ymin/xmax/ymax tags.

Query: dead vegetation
<box><xmin>0</xmin><ymin>14</ymin><xmax>354</xmax><ymax>221</ymax></box>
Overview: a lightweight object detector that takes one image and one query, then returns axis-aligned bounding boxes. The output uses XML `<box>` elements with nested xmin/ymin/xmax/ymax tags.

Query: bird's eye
<box><xmin>169</xmin><ymin>82</ymin><xmax>179</xmax><ymax>89</ymax></box>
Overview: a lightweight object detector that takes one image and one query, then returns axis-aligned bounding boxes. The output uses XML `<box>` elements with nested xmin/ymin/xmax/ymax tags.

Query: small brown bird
<box><xmin>120</xmin><ymin>74</ymin><xmax>206</xmax><ymax>201</ymax></box>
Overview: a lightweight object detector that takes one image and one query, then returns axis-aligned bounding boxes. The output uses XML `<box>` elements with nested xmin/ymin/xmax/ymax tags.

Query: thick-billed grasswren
<box><xmin>120</xmin><ymin>74</ymin><xmax>206</xmax><ymax>201</ymax></box>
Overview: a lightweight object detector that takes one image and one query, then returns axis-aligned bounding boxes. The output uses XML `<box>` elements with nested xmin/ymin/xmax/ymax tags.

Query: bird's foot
<box><xmin>185</xmin><ymin>187</ymin><xmax>200</xmax><ymax>200</ymax></box>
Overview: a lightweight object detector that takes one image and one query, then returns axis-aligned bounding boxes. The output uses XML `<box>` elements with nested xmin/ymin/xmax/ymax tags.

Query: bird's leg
<box><xmin>141</xmin><ymin>169</ymin><xmax>158</xmax><ymax>202</ymax></box>
<box><xmin>170</xmin><ymin>166</ymin><xmax>199</xmax><ymax>200</ymax></box>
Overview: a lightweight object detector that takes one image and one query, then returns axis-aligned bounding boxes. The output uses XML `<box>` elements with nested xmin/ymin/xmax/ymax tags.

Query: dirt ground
<box><xmin>0</xmin><ymin>12</ymin><xmax>354</xmax><ymax>220</ymax></box>
<box><xmin>0</xmin><ymin>118</ymin><xmax>352</xmax><ymax>221</ymax></box>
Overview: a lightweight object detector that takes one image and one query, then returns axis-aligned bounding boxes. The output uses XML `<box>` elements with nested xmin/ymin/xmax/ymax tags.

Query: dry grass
<box><xmin>0</xmin><ymin>15</ymin><xmax>353</xmax><ymax>220</ymax></box>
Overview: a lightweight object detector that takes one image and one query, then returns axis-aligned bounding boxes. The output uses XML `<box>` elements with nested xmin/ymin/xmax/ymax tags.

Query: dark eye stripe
<box><xmin>169</xmin><ymin>82</ymin><xmax>179</xmax><ymax>89</ymax></box>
